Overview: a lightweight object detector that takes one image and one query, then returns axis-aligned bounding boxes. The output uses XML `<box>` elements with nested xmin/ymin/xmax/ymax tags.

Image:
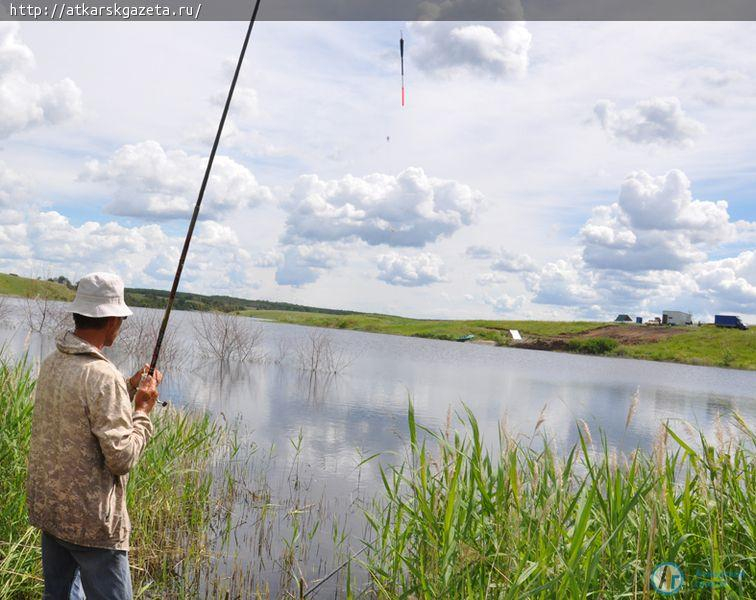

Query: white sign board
<box><xmin>510</xmin><ymin>329</ymin><xmax>522</xmax><ymax>341</ymax></box>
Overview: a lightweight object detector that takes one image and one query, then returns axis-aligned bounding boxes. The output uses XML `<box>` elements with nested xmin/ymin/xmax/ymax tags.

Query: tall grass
<box><xmin>0</xmin><ymin>358</ymin><xmax>241</xmax><ymax>599</ymax></box>
<box><xmin>0</xmin><ymin>360</ymin><xmax>39</xmax><ymax>599</ymax></box>
<box><xmin>364</xmin><ymin>404</ymin><xmax>756</xmax><ymax>598</ymax></box>
<box><xmin>5</xmin><ymin>350</ymin><xmax>756</xmax><ymax>598</ymax></box>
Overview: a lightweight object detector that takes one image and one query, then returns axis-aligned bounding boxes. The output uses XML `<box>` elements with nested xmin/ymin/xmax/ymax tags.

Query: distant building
<box><xmin>615</xmin><ymin>314</ymin><xmax>632</xmax><ymax>322</ymax></box>
<box><xmin>636</xmin><ymin>317</ymin><xmax>643</xmax><ymax>324</ymax></box>
<box><xmin>662</xmin><ymin>310</ymin><xmax>692</xmax><ymax>326</ymax></box>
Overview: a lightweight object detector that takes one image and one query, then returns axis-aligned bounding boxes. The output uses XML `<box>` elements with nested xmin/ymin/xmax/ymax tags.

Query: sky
<box><xmin>0</xmin><ymin>20</ymin><xmax>755</xmax><ymax>321</ymax></box>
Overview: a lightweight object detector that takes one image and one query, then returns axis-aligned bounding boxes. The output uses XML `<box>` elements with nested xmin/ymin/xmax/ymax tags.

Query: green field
<box><xmin>617</xmin><ymin>324</ymin><xmax>756</xmax><ymax>370</ymax></box>
<box><xmin>0</xmin><ymin>274</ymin><xmax>74</xmax><ymax>301</ymax></box>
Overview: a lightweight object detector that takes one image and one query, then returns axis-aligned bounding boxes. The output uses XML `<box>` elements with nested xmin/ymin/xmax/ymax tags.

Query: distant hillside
<box><xmin>0</xmin><ymin>273</ymin><xmax>75</xmax><ymax>301</ymax></box>
<box><xmin>124</xmin><ymin>288</ymin><xmax>362</xmax><ymax>316</ymax></box>
<box><xmin>0</xmin><ymin>273</ymin><xmax>362</xmax><ymax>316</ymax></box>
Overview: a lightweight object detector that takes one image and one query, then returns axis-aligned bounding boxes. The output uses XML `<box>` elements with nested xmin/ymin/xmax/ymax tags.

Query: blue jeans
<box><xmin>41</xmin><ymin>532</ymin><xmax>133</xmax><ymax>600</ymax></box>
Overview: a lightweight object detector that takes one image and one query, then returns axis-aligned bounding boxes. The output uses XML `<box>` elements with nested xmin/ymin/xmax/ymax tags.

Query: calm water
<box><xmin>4</xmin><ymin>299</ymin><xmax>755</xmax><ymax>596</ymax></box>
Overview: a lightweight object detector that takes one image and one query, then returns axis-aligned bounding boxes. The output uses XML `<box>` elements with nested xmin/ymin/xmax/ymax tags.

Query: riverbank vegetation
<box><xmin>124</xmin><ymin>288</ymin><xmax>359</xmax><ymax>316</ymax></box>
<box><xmin>364</xmin><ymin>405</ymin><xmax>756</xmax><ymax>598</ymax></box>
<box><xmin>243</xmin><ymin>310</ymin><xmax>756</xmax><ymax>370</ymax></box>
<box><xmin>0</xmin><ymin>358</ymin><xmax>243</xmax><ymax>599</ymax></box>
<box><xmin>4</xmin><ymin>354</ymin><xmax>755</xmax><ymax>598</ymax></box>
<box><xmin>3</xmin><ymin>271</ymin><xmax>753</xmax><ymax>370</ymax></box>
<box><xmin>240</xmin><ymin>309</ymin><xmax>606</xmax><ymax>341</ymax></box>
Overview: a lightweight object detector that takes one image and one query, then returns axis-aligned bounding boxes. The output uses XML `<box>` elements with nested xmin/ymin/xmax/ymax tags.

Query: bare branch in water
<box><xmin>193</xmin><ymin>312</ymin><xmax>266</xmax><ymax>364</ymax></box>
<box><xmin>23</xmin><ymin>296</ymin><xmax>68</xmax><ymax>336</ymax></box>
<box><xmin>116</xmin><ymin>310</ymin><xmax>189</xmax><ymax>371</ymax></box>
<box><xmin>295</xmin><ymin>331</ymin><xmax>354</xmax><ymax>375</ymax></box>
<box><xmin>0</xmin><ymin>296</ymin><xmax>14</xmax><ymax>324</ymax></box>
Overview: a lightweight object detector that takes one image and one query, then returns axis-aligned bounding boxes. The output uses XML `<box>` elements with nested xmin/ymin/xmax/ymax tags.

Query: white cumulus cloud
<box><xmin>466</xmin><ymin>245</ymin><xmax>535</xmax><ymax>271</ymax></box>
<box><xmin>581</xmin><ymin>170</ymin><xmax>736</xmax><ymax>271</ymax></box>
<box><xmin>528</xmin><ymin>257</ymin><xmax>601</xmax><ymax>307</ymax></box>
<box><xmin>465</xmin><ymin>245</ymin><xmax>496</xmax><ymax>259</ymax></box>
<box><xmin>693</xmin><ymin>251</ymin><xmax>756</xmax><ymax>310</ymax></box>
<box><xmin>0</xmin><ymin>23</ymin><xmax>82</xmax><ymax>139</ymax></box>
<box><xmin>491</xmin><ymin>250</ymin><xmax>536</xmax><ymax>272</ymax></box>
<box><xmin>409</xmin><ymin>21</ymin><xmax>531</xmax><ymax>77</ymax></box>
<box><xmin>283</xmin><ymin>167</ymin><xmax>484</xmax><ymax>248</ymax></box>
<box><xmin>594</xmin><ymin>97</ymin><xmax>704</xmax><ymax>147</ymax></box>
<box><xmin>81</xmin><ymin>140</ymin><xmax>273</xmax><ymax>220</ymax></box>
<box><xmin>525</xmin><ymin>171</ymin><xmax>755</xmax><ymax>319</ymax></box>
<box><xmin>484</xmin><ymin>292</ymin><xmax>525</xmax><ymax>314</ymax></box>
<box><xmin>377</xmin><ymin>252</ymin><xmax>446</xmax><ymax>287</ymax></box>
<box><xmin>211</xmin><ymin>85</ymin><xmax>259</xmax><ymax>120</ymax></box>
<box><xmin>275</xmin><ymin>244</ymin><xmax>340</xmax><ymax>287</ymax></box>
<box><xmin>476</xmin><ymin>272</ymin><xmax>508</xmax><ymax>286</ymax></box>
<box><xmin>0</xmin><ymin>207</ymin><xmax>259</xmax><ymax>294</ymax></box>
<box><xmin>0</xmin><ymin>161</ymin><xmax>26</xmax><ymax>207</ymax></box>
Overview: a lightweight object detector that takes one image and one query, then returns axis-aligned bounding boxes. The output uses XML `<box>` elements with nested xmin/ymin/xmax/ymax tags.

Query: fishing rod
<box><xmin>146</xmin><ymin>0</ymin><xmax>263</xmax><ymax>406</ymax></box>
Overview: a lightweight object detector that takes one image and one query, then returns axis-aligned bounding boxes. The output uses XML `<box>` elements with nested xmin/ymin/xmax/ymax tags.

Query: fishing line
<box><xmin>147</xmin><ymin>0</ymin><xmax>263</xmax><ymax>406</ymax></box>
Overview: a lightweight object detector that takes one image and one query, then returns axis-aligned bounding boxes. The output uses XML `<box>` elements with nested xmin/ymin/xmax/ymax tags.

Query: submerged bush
<box><xmin>295</xmin><ymin>331</ymin><xmax>354</xmax><ymax>374</ymax></box>
<box><xmin>567</xmin><ymin>336</ymin><xmax>618</xmax><ymax>355</ymax></box>
<box><xmin>364</xmin><ymin>405</ymin><xmax>756</xmax><ymax>598</ymax></box>
<box><xmin>193</xmin><ymin>311</ymin><xmax>265</xmax><ymax>363</ymax></box>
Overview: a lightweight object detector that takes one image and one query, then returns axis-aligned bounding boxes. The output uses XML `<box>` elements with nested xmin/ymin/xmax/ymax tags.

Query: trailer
<box><xmin>714</xmin><ymin>315</ymin><xmax>748</xmax><ymax>330</ymax></box>
<box><xmin>662</xmin><ymin>310</ymin><xmax>692</xmax><ymax>326</ymax></box>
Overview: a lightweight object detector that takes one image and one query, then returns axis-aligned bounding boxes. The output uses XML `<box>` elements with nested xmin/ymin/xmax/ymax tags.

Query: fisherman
<box><xmin>26</xmin><ymin>272</ymin><xmax>162</xmax><ymax>600</ymax></box>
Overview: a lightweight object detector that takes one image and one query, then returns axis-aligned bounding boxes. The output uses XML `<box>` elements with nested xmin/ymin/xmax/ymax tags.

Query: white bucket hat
<box><xmin>69</xmin><ymin>272</ymin><xmax>133</xmax><ymax>318</ymax></box>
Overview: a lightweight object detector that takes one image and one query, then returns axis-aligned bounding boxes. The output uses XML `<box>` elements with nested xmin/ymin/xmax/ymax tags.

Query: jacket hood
<box><xmin>56</xmin><ymin>331</ymin><xmax>108</xmax><ymax>360</ymax></box>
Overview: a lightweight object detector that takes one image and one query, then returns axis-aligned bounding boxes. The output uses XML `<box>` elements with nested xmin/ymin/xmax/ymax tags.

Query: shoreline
<box><xmin>238</xmin><ymin>309</ymin><xmax>756</xmax><ymax>372</ymax></box>
<box><xmin>1</xmin><ymin>272</ymin><xmax>752</xmax><ymax>372</ymax></box>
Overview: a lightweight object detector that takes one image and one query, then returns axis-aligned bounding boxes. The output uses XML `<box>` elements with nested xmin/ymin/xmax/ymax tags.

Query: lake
<box><xmin>4</xmin><ymin>298</ymin><xmax>755</xmax><ymax>597</ymax></box>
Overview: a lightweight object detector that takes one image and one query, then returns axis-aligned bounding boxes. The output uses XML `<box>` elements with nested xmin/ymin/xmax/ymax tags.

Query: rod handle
<box><xmin>139</xmin><ymin>369</ymin><xmax>167</xmax><ymax>408</ymax></box>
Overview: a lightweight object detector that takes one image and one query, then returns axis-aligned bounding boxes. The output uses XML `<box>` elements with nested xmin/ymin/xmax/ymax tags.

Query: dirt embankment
<box><xmin>513</xmin><ymin>324</ymin><xmax>689</xmax><ymax>351</ymax></box>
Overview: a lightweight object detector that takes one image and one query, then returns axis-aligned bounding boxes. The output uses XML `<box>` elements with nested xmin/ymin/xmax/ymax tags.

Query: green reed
<box><xmin>0</xmin><ymin>358</ymin><xmax>239</xmax><ymax>599</ymax></box>
<box><xmin>364</xmin><ymin>403</ymin><xmax>756</xmax><ymax>598</ymax></box>
<box><xmin>0</xmin><ymin>359</ymin><xmax>39</xmax><ymax>599</ymax></box>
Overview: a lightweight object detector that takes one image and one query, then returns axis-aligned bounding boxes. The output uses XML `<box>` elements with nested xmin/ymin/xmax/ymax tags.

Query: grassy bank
<box><xmin>0</xmin><ymin>274</ymin><xmax>74</xmax><ymax>302</ymax></box>
<box><xmin>241</xmin><ymin>309</ymin><xmax>756</xmax><ymax>370</ymax></box>
<box><xmin>364</xmin><ymin>405</ymin><xmax>756</xmax><ymax>597</ymax></box>
<box><xmin>0</xmin><ymin>359</ymin><xmax>239</xmax><ymax>599</ymax></box>
<box><xmin>617</xmin><ymin>325</ymin><xmax>756</xmax><ymax>370</ymax></box>
<box><xmin>240</xmin><ymin>309</ymin><xmax>605</xmax><ymax>342</ymax></box>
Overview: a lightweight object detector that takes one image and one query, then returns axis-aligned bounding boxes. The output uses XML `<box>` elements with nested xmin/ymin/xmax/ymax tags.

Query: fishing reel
<box><xmin>138</xmin><ymin>369</ymin><xmax>167</xmax><ymax>408</ymax></box>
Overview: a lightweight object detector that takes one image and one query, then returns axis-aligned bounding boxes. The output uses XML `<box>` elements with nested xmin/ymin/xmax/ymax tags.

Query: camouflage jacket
<box><xmin>26</xmin><ymin>332</ymin><xmax>153</xmax><ymax>550</ymax></box>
